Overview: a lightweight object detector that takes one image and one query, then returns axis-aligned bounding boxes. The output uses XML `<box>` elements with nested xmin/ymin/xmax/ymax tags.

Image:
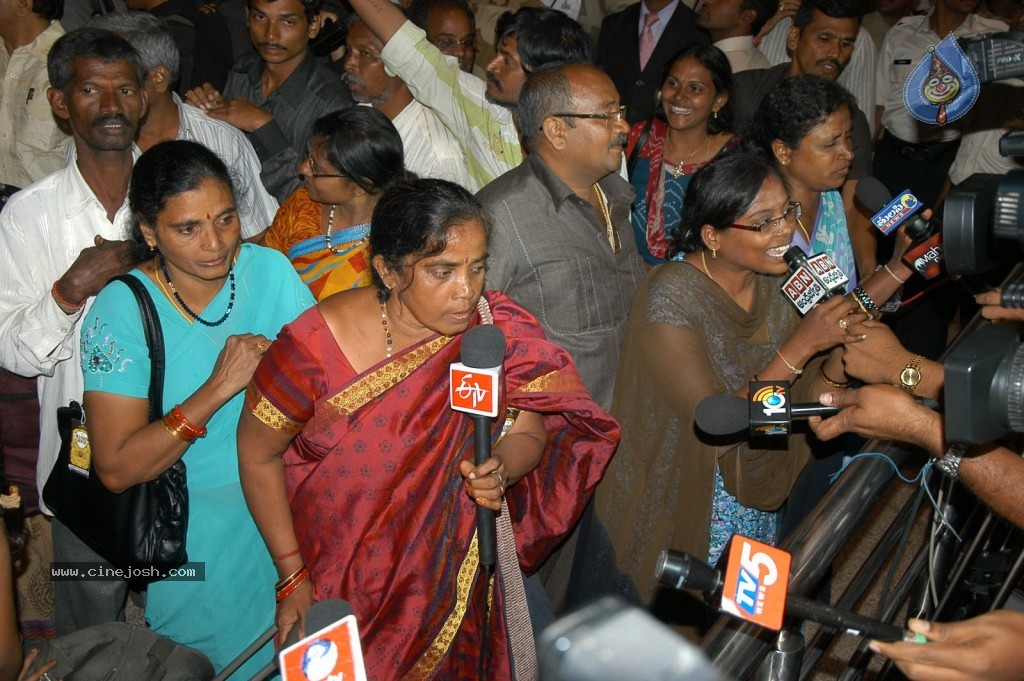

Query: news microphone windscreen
<box><xmin>281</xmin><ymin>599</ymin><xmax>355</xmax><ymax>649</ymax></box>
<box><xmin>855</xmin><ymin>176</ymin><xmax>892</xmax><ymax>211</ymax></box>
<box><xmin>695</xmin><ymin>394</ymin><xmax>748</xmax><ymax>436</ymax></box>
<box><xmin>460</xmin><ymin>324</ymin><xmax>506</xmax><ymax>369</ymax></box>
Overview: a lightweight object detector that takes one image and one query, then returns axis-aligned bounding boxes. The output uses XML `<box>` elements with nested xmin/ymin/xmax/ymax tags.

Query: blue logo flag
<box><xmin>903</xmin><ymin>32</ymin><xmax>980</xmax><ymax>126</ymax></box>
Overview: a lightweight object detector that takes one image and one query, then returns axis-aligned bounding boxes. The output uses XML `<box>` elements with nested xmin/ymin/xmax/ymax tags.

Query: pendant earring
<box><xmin>710</xmin><ymin>248</ymin><xmax>718</xmax><ymax>259</ymax></box>
<box><xmin>712</xmin><ymin>109</ymin><xmax>719</xmax><ymax>120</ymax></box>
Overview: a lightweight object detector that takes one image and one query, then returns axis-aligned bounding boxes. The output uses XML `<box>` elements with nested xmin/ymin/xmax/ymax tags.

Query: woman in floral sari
<box><xmin>262</xmin><ymin>107</ymin><xmax>411</xmax><ymax>301</ymax></box>
<box><xmin>237</xmin><ymin>179</ymin><xmax>619</xmax><ymax>680</ymax></box>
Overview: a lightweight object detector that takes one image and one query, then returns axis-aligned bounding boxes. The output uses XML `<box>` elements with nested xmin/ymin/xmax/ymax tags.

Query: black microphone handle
<box><xmin>789</xmin><ymin>404</ymin><xmax>840</xmax><ymax>419</ymax></box>
<box><xmin>785</xmin><ymin>594</ymin><xmax>906</xmax><ymax>642</ymax></box>
<box><xmin>472</xmin><ymin>414</ymin><xmax>497</xmax><ymax>570</ymax></box>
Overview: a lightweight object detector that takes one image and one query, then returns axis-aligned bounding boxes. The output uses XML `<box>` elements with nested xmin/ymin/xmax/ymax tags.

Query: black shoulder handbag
<box><xmin>43</xmin><ymin>275</ymin><xmax>188</xmax><ymax>580</ymax></box>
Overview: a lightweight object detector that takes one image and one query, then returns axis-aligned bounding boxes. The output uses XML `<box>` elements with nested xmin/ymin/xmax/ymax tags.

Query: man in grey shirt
<box><xmin>478</xmin><ymin>62</ymin><xmax>643</xmax><ymax>412</ymax></box>
<box><xmin>186</xmin><ymin>0</ymin><xmax>352</xmax><ymax>202</ymax></box>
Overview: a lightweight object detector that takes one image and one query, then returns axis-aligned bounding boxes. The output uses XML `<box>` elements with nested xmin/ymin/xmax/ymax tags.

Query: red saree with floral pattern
<box><xmin>244</xmin><ymin>291</ymin><xmax>619</xmax><ymax>680</ymax></box>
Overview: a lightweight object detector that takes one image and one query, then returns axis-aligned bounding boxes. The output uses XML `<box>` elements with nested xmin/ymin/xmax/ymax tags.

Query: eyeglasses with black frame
<box><xmin>305</xmin><ymin>151</ymin><xmax>347</xmax><ymax>180</ymax></box>
<box><xmin>728</xmin><ymin>201</ymin><xmax>802</xmax><ymax>233</ymax></box>
<box><xmin>541</xmin><ymin>105</ymin><xmax>628</xmax><ymax>131</ymax></box>
<box><xmin>430</xmin><ymin>37</ymin><xmax>477</xmax><ymax>50</ymax></box>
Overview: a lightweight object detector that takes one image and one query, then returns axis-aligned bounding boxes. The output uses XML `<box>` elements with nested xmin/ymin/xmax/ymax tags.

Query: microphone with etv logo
<box><xmin>781</xmin><ymin>246</ymin><xmax>849</xmax><ymax>315</ymax></box>
<box><xmin>856</xmin><ymin>178</ymin><xmax>944</xmax><ymax>280</ymax></box>
<box><xmin>450</xmin><ymin>324</ymin><xmax>506</xmax><ymax>571</ymax></box>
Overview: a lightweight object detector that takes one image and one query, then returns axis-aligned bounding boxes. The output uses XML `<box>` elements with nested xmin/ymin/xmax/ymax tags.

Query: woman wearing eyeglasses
<box><xmin>576</xmin><ymin>153</ymin><xmax>860</xmax><ymax>632</ymax></box>
<box><xmin>263</xmin><ymin>107</ymin><xmax>413</xmax><ymax>301</ymax></box>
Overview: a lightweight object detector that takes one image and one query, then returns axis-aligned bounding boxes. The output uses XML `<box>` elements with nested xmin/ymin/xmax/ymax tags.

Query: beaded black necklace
<box><xmin>159</xmin><ymin>258</ymin><xmax>236</xmax><ymax>327</ymax></box>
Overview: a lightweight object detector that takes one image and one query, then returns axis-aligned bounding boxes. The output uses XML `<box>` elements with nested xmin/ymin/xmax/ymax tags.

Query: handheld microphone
<box><xmin>450</xmin><ymin>324</ymin><xmax>506</xmax><ymax>571</ymax></box>
<box><xmin>277</xmin><ymin>599</ymin><xmax>366</xmax><ymax>681</ymax></box>
<box><xmin>656</xmin><ymin>537</ymin><xmax>923</xmax><ymax>643</ymax></box>
<box><xmin>781</xmin><ymin>246</ymin><xmax>849</xmax><ymax>315</ymax></box>
<box><xmin>856</xmin><ymin>178</ymin><xmax>944</xmax><ymax>279</ymax></box>
<box><xmin>234</xmin><ymin>599</ymin><xmax>357</xmax><ymax>681</ymax></box>
<box><xmin>695</xmin><ymin>385</ymin><xmax>940</xmax><ymax>437</ymax></box>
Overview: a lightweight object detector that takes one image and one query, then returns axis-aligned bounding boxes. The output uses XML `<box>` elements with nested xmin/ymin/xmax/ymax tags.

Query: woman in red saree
<box><xmin>237</xmin><ymin>179</ymin><xmax>619</xmax><ymax>680</ymax></box>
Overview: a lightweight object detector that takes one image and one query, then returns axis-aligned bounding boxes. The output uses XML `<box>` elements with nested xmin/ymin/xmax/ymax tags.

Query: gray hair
<box><xmin>87</xmin><ymin>11</ymin><xmax>180</xmax><ymax>83</ymax></box>
<box><xmin>517</xmin><ymin>62</ymin><xmax>577</xmax><ymax>153</ymax></box>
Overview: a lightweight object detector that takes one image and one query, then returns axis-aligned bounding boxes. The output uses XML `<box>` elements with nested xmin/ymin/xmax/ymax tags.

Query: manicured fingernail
<box><xmin>868</xmin><ymin>640</ymin><xmax>881</xmax><ymax>653</ymax></box>
<box><xmin>476</xmin><ymin>497</ymin><xmax>485</xmax><ymax>505</ymax></box>
<box><xmin>819</xmin><ymin>392</ymin><xmax>835</xmax><ymax>405</ymax></box>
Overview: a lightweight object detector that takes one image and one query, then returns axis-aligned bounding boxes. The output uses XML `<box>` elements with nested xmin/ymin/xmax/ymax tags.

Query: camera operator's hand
<box><xmin>808</xmin><ymin>384</ymin><xmax>944</xmax><ymax>456</ymax></box>
<box><xmin>841</xmin><ymin>320</ymin><xmax>910</xmax><ymax>385</ymax></box>
<box><xmin>976</xmin><ymin>289</ymin><xmax>1024</xmax><ymax>323</ymax></box>
<box><xmin>869</xmin><ymin>611</ymin><xmax>1024</xmax><ymax>681</ymax></box>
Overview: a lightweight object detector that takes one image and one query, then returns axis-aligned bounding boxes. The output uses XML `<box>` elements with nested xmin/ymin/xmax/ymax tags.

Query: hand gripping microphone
<box><xmin>450</xmin><ymin>324</ymin><xmax>506</xmax><ymax>571</ymax></box>
<box><xmin>856</xmin><ymin>177</ymin><xmax>945</xmax><ymax>280</ymax></box>
<box><xmin>781</xmin><ymin>246</ymin><xmax>849</xmax><ymax>315</ymax></box>
<box><xmin>695</xmin><ymin>383</ymin><xmax>940</xmax><ymax>437</ymax></box>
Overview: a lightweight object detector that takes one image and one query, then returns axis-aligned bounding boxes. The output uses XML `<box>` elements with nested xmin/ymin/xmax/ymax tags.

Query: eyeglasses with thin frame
<box><xmin>542</xmin><ymin>105</ymin><xmax>628</xmax><ymax>131</ymax></box>
<box><xmin>430</xmin><ymin>37</ymin><xmax>477</xmax><ymax>50</ymax></box>
<box><xmin>305</xmin><ymin>152</ymin><xmax>347</xmax><ymax>180</ymax></box>
<box><xmin>728</xmin><ymin>201</ymin><xmax>802</xmax><ymax>233</ymax></box>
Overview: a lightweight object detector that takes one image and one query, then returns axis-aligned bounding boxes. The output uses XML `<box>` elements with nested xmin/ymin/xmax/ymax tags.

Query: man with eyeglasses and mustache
<box><xmin>408</xmin><ymin>0</ymin><xmax>480</xmax><ymax>75</ymax></box>
<box><xmin>342</xmin><ymin>15</ymin><xmax>477</xmax><ymax>190</ymax></box>
<box><xmin>186</xmin><ymin>0</ymin><xmax>353</xmax><ymax>203</ymax></box>
<box><xmin>0</xmin><ymin>28</ymin><xmax>145</xmax><ymax>636</ymax></box>
<box><xmin>476</xmin><ymin>62</ymin><xmax>644</xmax><ymax>619</ymax></box>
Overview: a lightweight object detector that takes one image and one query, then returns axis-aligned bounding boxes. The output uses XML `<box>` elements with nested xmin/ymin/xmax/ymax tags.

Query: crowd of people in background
<box><xmin>1</xmin><ymin>0</ymin><xmax>1024</xmax><ymax>679</ymax></box>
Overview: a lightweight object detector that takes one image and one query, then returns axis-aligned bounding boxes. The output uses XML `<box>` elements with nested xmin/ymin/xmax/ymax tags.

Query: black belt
<box><xmin>882</xmin><ymin>131</ymin><xmax>958</xmax><ymax>162</ymax></box>
<box><xmin>0</xmin><ymin>183</ymin><xmax>21</xmax><ymax>205</ymax></box>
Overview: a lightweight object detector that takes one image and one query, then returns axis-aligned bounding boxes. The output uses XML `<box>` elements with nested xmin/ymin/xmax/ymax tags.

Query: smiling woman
<box><xmin>79</xmin><ymin>140</ymin><xmax>313</xmax><ymax>677</ymax></box>
<box><xmin>576</xmin><ymin>152</ymin><xmax>858</xmax><ymax>634</ymax></box>
<box><xmin>237</xmin><ymin>178</ymin><xmax>619</xmax><ymax>679</ymax></box>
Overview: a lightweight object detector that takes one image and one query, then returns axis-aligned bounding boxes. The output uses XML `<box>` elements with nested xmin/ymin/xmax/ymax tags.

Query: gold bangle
<box><xmin>776</xmin><ymin>349</ymin><xmax>803</xmax><ymax>375</ymax></box>
<box><xmin>162</xmin><ymin>419</ymin><xmax>194</xmax><ymax>443</ymax></box>
<box><xmin>882</xmin><ymin>263</ymin><xmax>908</xmax><ymax>284</ymax></box>
<box><xmin>818</xmin><ymin>363</ymin><xmax>852</xmax><ymax>389</ymax></box>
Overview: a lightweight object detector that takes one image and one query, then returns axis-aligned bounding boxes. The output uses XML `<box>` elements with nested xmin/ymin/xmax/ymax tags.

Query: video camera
<box><xmin>938</xmin><ymin>32</ymin><xmax>1024</xmax><ymax>442</ymax></box>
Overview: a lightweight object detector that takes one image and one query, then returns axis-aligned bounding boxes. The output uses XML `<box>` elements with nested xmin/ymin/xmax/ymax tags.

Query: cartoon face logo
<box><xmin>903</xmin><ymin>33</ymin><xmax>979</xmax><ymax>127</ymax></box>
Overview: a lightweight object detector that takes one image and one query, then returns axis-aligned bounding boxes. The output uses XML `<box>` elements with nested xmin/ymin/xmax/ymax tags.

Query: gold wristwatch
<box><xmin>899</xmin><ymin>354</ymin><xmax>924</xmax><ymax>394</ymax></box>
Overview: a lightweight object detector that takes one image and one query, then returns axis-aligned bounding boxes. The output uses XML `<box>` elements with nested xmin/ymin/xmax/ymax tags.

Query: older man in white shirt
<box><xmin>343</xmin><ymin>15</ymin><xmax>478</xmax><ymax>191</ymax></box>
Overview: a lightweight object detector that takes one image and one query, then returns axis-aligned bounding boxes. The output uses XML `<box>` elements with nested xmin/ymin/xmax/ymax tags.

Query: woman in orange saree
<box><xmin>238</xmin><ymin>179</ymin><xmax>619</xmax><ymax>680</ymax></box>
<box><xmin>262</xmin><ymin>107</ymin><xmax>411</xmax><ymax>301</ymax></box>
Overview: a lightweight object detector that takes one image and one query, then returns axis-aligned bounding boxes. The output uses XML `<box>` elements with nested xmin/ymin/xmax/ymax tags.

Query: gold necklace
<box><xmin>671</xmin><ymin>135</ymin><xmax>711</xmax><ymax>178</ymax></box>
<box><xmin>700</xmin><ymin>249</ymin><xmax>716</xmax><ymax>282</ymax></box>
<box><xmin>152</xmin><ymin>261</ymin><xmax>192</xmax><ymax>323</ymax></box>
<box><xmin>795</xmin><ymin>216</ymin><xmax>812</xmax><ymax>243</ymax></box>
<box><xmin>592</xmin><ymin>183</ymin><xmax>620</xmax><ymax>253</ymax></box>
<box><xmin>380</xmin><ymin>301</ymin><xmax>393</xmax><ymax>358</ymax></box>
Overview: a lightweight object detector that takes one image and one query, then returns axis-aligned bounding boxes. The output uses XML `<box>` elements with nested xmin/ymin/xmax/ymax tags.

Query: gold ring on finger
<box><xmin>838</xmin><ymin>318</ymin><xmax>849</xmax><ymax>330</ymax></box>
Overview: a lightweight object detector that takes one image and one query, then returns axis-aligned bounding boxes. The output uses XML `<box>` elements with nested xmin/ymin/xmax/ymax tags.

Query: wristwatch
<box><xmin>935</xmin><ymin>444</ymin><xmax>968</xmax><ymax>479</ymax></box>
<box><xmin>900</xmin><ymin>354</ymin><xmax>924</xmax><ymax>394</ymax></box>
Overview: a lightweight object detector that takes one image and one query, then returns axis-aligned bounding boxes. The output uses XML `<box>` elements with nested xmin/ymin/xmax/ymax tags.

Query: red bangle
<box><xmin>51</xmin><ymin>280</ymin><xmax>84</xmax><ymax>311</ymax></box>
<box><xmin>169</xmin><ymin>405</ymin><xmax>207</xmax><ymax>439</ymax></box>
<box><xmin>275</xmin><ymin>567</ymin><xmax>309</xmax><ymax>602</ymax></box>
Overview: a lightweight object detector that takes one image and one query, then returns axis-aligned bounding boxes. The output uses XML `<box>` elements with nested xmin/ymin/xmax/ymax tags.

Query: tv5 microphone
<box><xmin>656</xmin><ymin>536</ymin><xmax>923</xmax><ymax>643</ymax></box>
<box><xmin>450</xmin><ymin>324</ymin><xmax>506</xmax><ymax>571</ymax></box>
<box><xmin>781</xmin><ymin>246</ymin><xmax>849</xmax><ymax>315</ymax></box>
<box><xmin>857</xmin><ymin>177</ymin><xmax>944</xmax><ymax>280</ymax></box>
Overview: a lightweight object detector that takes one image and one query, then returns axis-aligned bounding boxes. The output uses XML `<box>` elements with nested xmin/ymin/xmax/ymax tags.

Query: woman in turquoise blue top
<box><xmin>79</xmin><ymin>141</ymin><xmax>313</xmax><ymax>677</ymax></box>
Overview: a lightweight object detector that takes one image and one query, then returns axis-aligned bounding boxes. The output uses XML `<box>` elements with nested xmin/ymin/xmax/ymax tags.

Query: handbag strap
<box><xmin>626</xmin><ymin>117</ymin><xmax>654</xmax><ymax>179</ymax></box>
<box><xmin>109</xmin><ymin>274</ymin><xmax>165</xmax><ymax>423</ymax></box>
